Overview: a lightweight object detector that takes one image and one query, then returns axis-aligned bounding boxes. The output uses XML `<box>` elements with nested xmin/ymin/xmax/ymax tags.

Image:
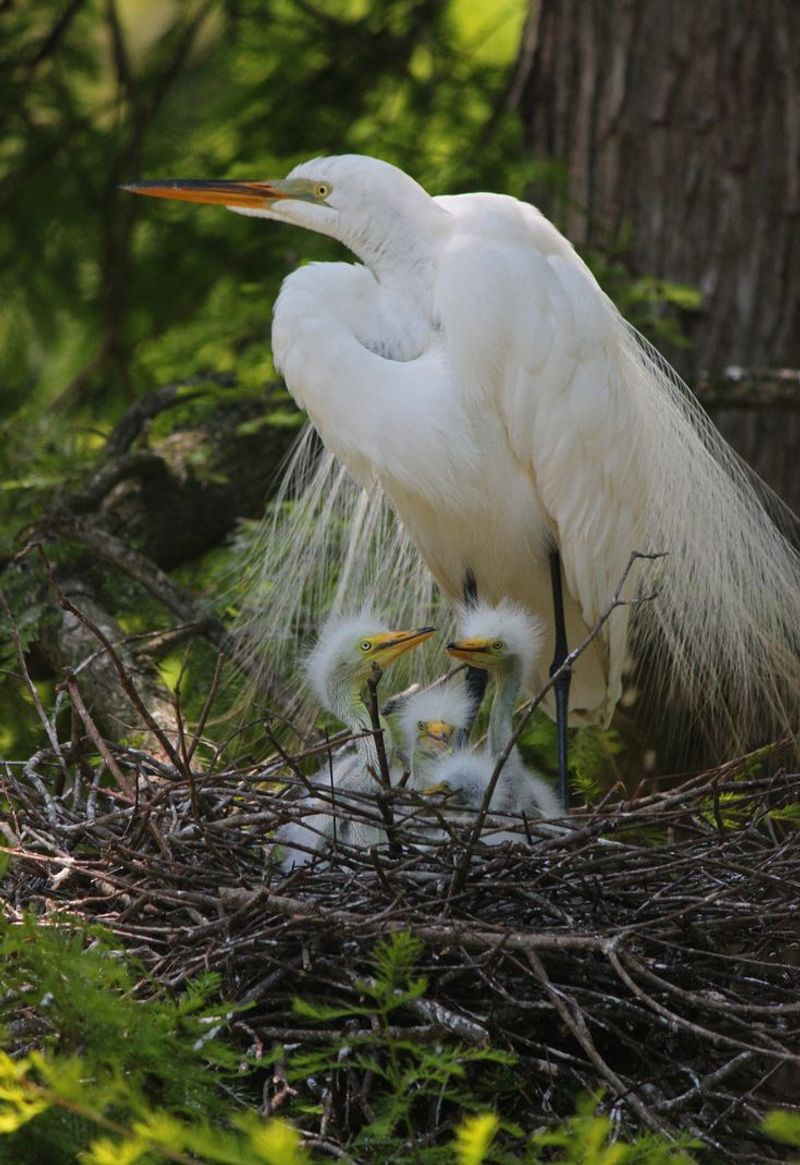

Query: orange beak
<box><xmin>372</xmin><ymin>627</ymin><xmax>436</xmax><ymax>667</ymax></box>
<box><xmin>446</xmin><ymin>637</ymin><xmax>493</xmax><ymax>667</ymax></box>
<box><xmin>120</xmin><ymin>179</ymin><xmax>293</xmax><ymax>209</ymax></box>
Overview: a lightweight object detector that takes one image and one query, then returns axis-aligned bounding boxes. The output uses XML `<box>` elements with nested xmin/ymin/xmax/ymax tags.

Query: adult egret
<box><xmin>125</xmin><ymin>156</ymin><xmax>800</xmax><ymax>795</ymax></box>
<box><xmin>275</xmin><ymin>612</ymin><xmax>434</xmax><ymax>867</ymax></box>
<box><xmin>445</xmin><ymin>601</ymin><xmax>561</xmax><ymax>821</ymax></box>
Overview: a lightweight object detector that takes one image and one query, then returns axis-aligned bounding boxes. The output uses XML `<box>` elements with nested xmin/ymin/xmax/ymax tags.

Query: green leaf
<box><xmin>764</xmin><ymin>1109</ymin><xmax>800</xmax><ymax>1148</ymax></box>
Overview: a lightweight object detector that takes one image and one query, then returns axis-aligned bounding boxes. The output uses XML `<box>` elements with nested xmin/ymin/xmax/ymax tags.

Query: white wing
<box><xmin>432</xmin><ymin>195</ymin><xmax>653</xmax><ymax>721</ymax></box>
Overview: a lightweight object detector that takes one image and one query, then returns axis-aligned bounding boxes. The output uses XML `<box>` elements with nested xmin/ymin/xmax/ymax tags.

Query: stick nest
<box><xmin>3</xmin><ymin>741</ymin><xmax>800</xmax><ymax>1163</ymax></box>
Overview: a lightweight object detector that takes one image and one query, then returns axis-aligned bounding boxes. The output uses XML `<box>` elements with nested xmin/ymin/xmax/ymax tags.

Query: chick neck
<box><xmin>487</xmin><ymin>656</ymin><xmax>524</xmax><ymax>760</ymax></box>
<box><xmin>326</xmin><ymin>671</ymin><xmax>393</xmax><ymax>777</ymax></box>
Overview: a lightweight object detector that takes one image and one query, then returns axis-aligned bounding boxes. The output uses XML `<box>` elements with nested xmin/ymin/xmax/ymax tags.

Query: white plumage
<box><xmin>394</xmin><ymin>682</ymin><xmax>472</xmax><ymax>783</ymax></box>
<box><xmin>444</xmin><ymin>601</ymin><xmax>561</xmax><ymax>823</ymax></box>
<box><xmin>274</xmin><ymin>612</ymin><xmax>434</xmax><ymax>868</ymax></box>
<box><xmin>421</xmin><ymin>751</ymin><xmax>559</xmax><ymax>848</ymax></box>
<box><xmin>126</xmin><ymin>156</ymin><xmax>800</xmax><ymax>763</ymax></box>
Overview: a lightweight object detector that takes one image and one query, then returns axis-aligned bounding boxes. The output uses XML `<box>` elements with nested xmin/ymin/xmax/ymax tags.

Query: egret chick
<box><xmin>275</xmin><ymin>613</ymin><xmax>435</xmax><ymax>868</ymax></box>
<box><xmin>446</xmin><ymin>601</ymin><xmax>561</xmax><ymax>819</ymax></box>
<box><xmin>420</xmin><ymin>750</ymin><xmax>559</xmax><ymax>847</ymax></box>
<box><xmin>394</xmin><ymin>683</ymin><xmax>472</xmax><ymax>787</ymax></box>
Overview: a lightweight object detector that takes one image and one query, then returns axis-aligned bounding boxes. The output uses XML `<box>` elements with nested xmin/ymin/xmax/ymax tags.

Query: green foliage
<box><xmin>0</xmin><ymin>0</ymin><xmax>703</xmax><ymax>761</ymax></box>
<box><xmin>1</xmin><ymin>0</ymin><xmax>532</xmax><ymax>419</ymax></box>
<box><xmin>521</xmin><ymin>1096</ymin><xmax>698</xmax><ymax>1164</ymax></box>
<box><xmin>454</xmin><ymin>1113</ymin><xmax>500</xmax><ymax>1165</ymax></box>
<box><xmin>763</xmin><ymin>1109</ymin><xmax>800</xmax><ymax>1152</ymax></box>
<box><xmin>286</xmin><ymin>933</ymin><xmax>515</xmax><ymax>1159</ymax></box>
<box><xmin>588</xmin><ymin>243</ymin><xmax>703</xmax><ymax>352</ymax></box>
<box><xmin>514</xmin><ymin>710</ymin><xmax>623</xmax><ymax>804</ymax></box>
<box><xmin>0</xmin><ymin>914</ymin><xmax>250</xmax><ymax>1163</ymax></box>
<box><xmin>275</xmin><ymin>934</ymin><xmax>699</xmax><ymax>1164</ymax></box>
<box><xmin>569</xmin><ymin>725</ymin><xmax>625</xmax><ymax>803</ymax></box>
<box><xmin>0</xmin><ymin>1048</ymin><xmax>311</xmax><ymax>1165</ymax></box>
<box><xmin>0</xmin><ymin>919</ymin><xmax>752</xmax><ymax>1164</ymax></box>
<box><xmin>0</xmin><ymin>0</ymin><xmax>541</xmax><ymax>757</ymax></box>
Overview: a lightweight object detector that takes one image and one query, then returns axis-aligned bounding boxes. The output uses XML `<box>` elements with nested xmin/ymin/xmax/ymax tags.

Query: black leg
<box><xmin>458</xmin><ymin>569</ymin><xmax>488</xmax><ymax>744</ymax></box>
<box><xmin>549</xmin><ymin>548</ymin><xmax>571</xmax><ymax>810</ymax></box>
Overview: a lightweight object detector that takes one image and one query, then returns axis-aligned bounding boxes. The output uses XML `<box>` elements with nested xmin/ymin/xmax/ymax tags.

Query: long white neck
<box><xmin>326</xmin><ymin>680</ymin><xmax>383</xmax><ymax>781</ymax></box>
<box><xmin>344</xmin><ymin>214</ymin><xmax>445</xmax><ymax>294</ymax></box>
<box><xmin>324</xmin><ymin>169</ymin><xmax>450</xmax><ymax>291</ymax></box>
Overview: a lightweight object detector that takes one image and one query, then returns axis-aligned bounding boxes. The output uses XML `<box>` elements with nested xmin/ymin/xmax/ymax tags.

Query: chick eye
<box><xmin>315</xmin><ymin>182</ymin><xmax>331</xmax><ymax>198</ymax></box>
<box><xmin>360</xmin><ymin>640</ymin><xmax>372</xmax><ymax>652</ymax></box>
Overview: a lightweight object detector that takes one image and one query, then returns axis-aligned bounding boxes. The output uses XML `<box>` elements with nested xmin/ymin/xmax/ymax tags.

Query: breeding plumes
<box><xmin>274</xmin><ymin>613</ymin><xmax>434</xmax><ymax>868</ymax></box>
<box><xmin>446</xmin><ymin>601</ymin><xmax>561</xmax><ymax>820</ymax></box>
<box><xmin>126</xmin><ymin>156</ymin><xmax>800</xmax><ymax>785</ymax></box>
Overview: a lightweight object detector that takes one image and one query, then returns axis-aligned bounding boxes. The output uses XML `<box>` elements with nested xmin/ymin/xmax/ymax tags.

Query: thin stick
<box><xmin>366</xmin><ymin>662</ymin><xmax>400</xmax><ymax>859</ymax></box>
<box><xmin>38</xmin><ymin>546</ymin><xmax>188</xmax><ymax>778</ymax></box>
<box><xmin>448</xmin><ymin>551</ymin><xmax>664</xmax><ymax>898</ymax></box>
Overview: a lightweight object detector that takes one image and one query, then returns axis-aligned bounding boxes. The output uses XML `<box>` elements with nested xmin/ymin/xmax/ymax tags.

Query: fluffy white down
<box><xmin>275</xmin><ymin>790</ymin><xmax>386</xmax><ymax>869</ymax></box>
<box><xmin>396</xmin><ymin>683</ymin><xmax>472</xmax><ymax>748</ymax></box>
<box><xmin>456</xmin><ymin>600</ymin><xmax>545</xmax><ymax>683</ymax></box>
<box><xmin>429</xmin><ymin>750</ymin><xmax>558</xmax><ymax>820</ymax></box>
<box><xmin>304</xmin><ymin>609</ymin><xmax>388</xmax><ymax>710</ymax></box>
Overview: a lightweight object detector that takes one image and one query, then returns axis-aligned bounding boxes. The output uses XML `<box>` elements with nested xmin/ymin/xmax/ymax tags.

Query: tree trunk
<box><xmin>510</xmin><ymin>0</ymin><xmax>800</xmax><ymax>510</ymax></box>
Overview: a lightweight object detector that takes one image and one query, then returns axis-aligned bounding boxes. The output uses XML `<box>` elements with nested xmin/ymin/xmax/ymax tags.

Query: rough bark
<box><xmin>98</xmin><ymin>387</ymin><xmax>294</xmax><ymax>570</ymax></box>
<box><xmin>25</xmin><ymin>384</ymin><xmax>295</xmax><ymax>748</ymax></box>
<box><xmin>511</xmin><ymin>0</ymin><xmax>800</xmax><ymax>509</ymax></box>
<box><xmin>40</xmin><ymin>577</ymin><xmax>183</xmax><ymax>762</ymax></box>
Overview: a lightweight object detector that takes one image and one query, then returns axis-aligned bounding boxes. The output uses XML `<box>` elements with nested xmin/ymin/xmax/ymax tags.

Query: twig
<box><xmin>0</xmin><ymin>589</ymin><xmax>70</xmax><ymax>791</ymax></box>
<box><xmin>185</xmin><ymin>649</ymin><xmax>225</xmax><ymax>767</ymax></box>
<box><xmin>526</xmin><ymin>949</ymin><xmax>670</xmax><ymax>1136</ymax></box>
<box><xmin>366</xmin><ymin>662</ymin><xmax>400</xmax><ymax>859</ymax></box>
<box><xmin>38</xmin><ymin>546</ymin><xmax>188</xmax><ymax>777</ymax></box>
<box><xmin>449</xmin><ymin>551</ymin><xmax>664</xmax><ymax>897</ymax></box>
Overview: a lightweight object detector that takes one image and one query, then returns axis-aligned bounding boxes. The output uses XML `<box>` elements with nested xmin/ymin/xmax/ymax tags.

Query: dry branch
<box><xmin>2</xmin><ymin>726</ymin><xmax>799</xmax><ymax>1162</ymax></box>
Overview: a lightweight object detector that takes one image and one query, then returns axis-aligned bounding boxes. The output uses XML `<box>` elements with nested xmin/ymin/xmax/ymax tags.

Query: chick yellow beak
<box><xmin>445</xmin><ymin>636</ymin><xmax>493</xmax><ymax>667</ymax></box>
<box><xmin>371</xmin><ymin>627</ymin><xmax>436</xmax><ymax>667</ymax></box>
<box><xmin>420</xmin><ymin>780</ymin><xmax>452</xmax><ymax>798</ymax></box>
<box><xmin>421</xmin><ymin>721</ymin><xmax>453</xmax><ymax>748</ymax></box>
<box><xmin>121</xmin><ymin>178</ymin><xmax>295</xmax><ymax>208</ymax></box>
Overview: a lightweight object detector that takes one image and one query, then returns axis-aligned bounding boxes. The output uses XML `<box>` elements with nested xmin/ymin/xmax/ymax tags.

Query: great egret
<box><xmin>125</xmin><ymin>155</ymin><xmax>800</xmax><ymax>797</ymax></box>
<box><xmin>275</xmin><ymin>612</ymin><xmax>434</xmax><ymax>867</ymax></box>
<box><xmin>445</xmin><ymin>601</ymin><xmax>561</xmax><ymax>821</ymax></box>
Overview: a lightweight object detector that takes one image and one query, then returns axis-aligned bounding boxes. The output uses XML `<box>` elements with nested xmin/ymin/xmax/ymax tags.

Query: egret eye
<box><xmin>315</xmin><ymin>182</ymin><xmax>331</xmax><ymax>198</ymax></box>
<box><xmin>360</xmin><ymin>640</ymin><xmax>372</xmax><ymax>652</ymax></box>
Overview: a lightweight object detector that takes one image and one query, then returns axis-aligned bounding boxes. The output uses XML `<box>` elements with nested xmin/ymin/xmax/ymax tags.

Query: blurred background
<box><xmin>1</xmin><ymin>0</ymin><xmax>798</xmax><ymax>774</ymax></box>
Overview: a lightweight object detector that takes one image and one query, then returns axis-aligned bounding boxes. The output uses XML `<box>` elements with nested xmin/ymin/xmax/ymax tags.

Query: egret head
<box><xmin>446</xmin><ymin>601</ymin><xmax>545</xmax><ymax>685</ymax></box>
<box><xmin>421</xmin><ymin>751</ymin><xmax>497</xmax><ymax>812</ymax></box>
<box><xmin>306</xmin><ymin>611</ymin><xmax>436</xmax><ymax>717</ymax></box>
<box><xmin>396</xmin><ymin>684</ymin><xmax>472</xmax><ymax>768</ymax></box>
<box><xmin>122</xmin><ymin>155</ymin><xmax>448</xmax><ymax>269</ymax></box>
